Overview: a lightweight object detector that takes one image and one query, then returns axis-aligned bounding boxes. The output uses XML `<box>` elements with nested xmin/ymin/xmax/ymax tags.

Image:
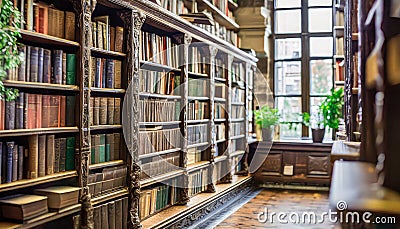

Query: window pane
<box><xmin>275</xmin><ymin>10</ymin><xmax>301</xmax><ymax>34</ymax></box>
<box><xmin>276</xmin><ymin>97</ymin><xmax>302</xmax><ymax>121</ymax></box>
<box><xmin>310</xmin><ymin>59</ymin><xmax>333</xmax><ymax>95</ymax></box>
<box><xmin>275</xmin><ymin>38</ymin><xmax>301</xmax><ymax>60</ymax></box>
<box><xmin>275</xmin><ymin>61</ymin><xmax>301</xmax><ymax>95</ymax></box>
<box><xmin>309</xmin><ymin>8</ymin><xmax>332</xmax><ymax>32</ymax></box>
<box><xmin>310</xmin><ymin>37</ymin><xmax>333</xmax><ymax>56</ymax></box>
<box><xmin>308</xmin><ymin>0</ymin><xmax>332</xmax><ymax>7</ymax></box>
<box><xmin>276</xmin><ymin>0</ymin><xmax>301</xmax><ymax>8</ymax></box>
<box><xmin>280</xmin><ymin>123</ymin><xmax>302</xmax><ymax>139</ymax></box>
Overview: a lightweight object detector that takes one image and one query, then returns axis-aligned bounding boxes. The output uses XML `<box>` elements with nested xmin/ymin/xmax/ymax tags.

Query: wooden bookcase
<box><xmin>0</xmin><ymin>0</ymin><xmax>257</xmax><ymax>228</ymax></box>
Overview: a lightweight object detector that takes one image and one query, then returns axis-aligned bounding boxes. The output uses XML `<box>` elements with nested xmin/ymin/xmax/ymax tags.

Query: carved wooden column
<box><xmin>72</xmin><ymin>0</ymin><xmax>94</xmax><ymax>228</ymax></box>
<box><xmin>241</xmin><ymin>62</ymin><xmax>252</xmax><ymax>175</ymax></box>
<box><xmin>176</xmin><ymin>33</ymin><xmax>191</xmax><ymax>205</ymax></box>
<box><xmin>119</xmin><ymin>9</ymin><xmax>145</xmax><ymax>229</ymax></box>
<box><xmin>206</xmin><ymin>46</ymin><xmax>218</xmax><ymax>192</ymax></box>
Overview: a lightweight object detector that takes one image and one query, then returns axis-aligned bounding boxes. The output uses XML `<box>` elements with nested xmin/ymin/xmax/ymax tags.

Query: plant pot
<box><xmin>311</xmin><ymin>128</ymin><xmax>325</xmax><ymax>143</ymax></box>
<box><xmin>262</xmin><ymin>128</ymin><xmax>274</xmax><ymax>142</ymax></box>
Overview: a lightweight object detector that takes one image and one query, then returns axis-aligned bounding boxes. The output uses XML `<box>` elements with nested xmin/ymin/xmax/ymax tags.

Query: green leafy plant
<box><xmin>0</xmin><ymin>0</ymin><xmax>23</xmax><ymax>101</ymax></box>
<box><xmin>320</xmin><ymin>87</ymin><xmax>344</xmax><ymax>129</ymax></box>
<box><xmin>254</xmin><ymin>105</ymin><xmax>280</xmax><ymax>129</ymax></box>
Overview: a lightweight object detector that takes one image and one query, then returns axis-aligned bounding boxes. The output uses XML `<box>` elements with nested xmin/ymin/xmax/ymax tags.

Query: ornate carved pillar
<box><xmin>119</xmin><ymin>9</ymin><xmax>145</xmax><ymax>229</ymax></box>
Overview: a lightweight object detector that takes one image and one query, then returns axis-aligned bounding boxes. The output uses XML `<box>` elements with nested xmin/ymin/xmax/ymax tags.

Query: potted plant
<box><xmin>254</xmin><ymin>105</ymin><xmax>280</xmax><ymax>141</ymax></box>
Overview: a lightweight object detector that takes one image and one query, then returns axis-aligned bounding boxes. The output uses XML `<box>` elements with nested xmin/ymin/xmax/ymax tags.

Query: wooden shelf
<box><xmin>90</xmin><ymin>47</ymin><xmax>126</xmax><ymax>58</ymax></box>
<box><xmin>231</xmin><ymin>102</ymin><xmax>245</xmax><ymax>106</ymax></box>
<box><xmin>89</xmin><ymin>160</ymin><xmax>125</xmax><ymax>170</ymax></box>
<box><xmin>139</xmin><ymin>92</ymin><xmax>181</xmax><ymax>100</ymax></box>
<box><xmin>334</xmin><ymin>55</ymin><xmax>345</xmax><ymax>59</ymax></box>
<box><xmin>230</xmin><ymin>118</ymin><xmax>245</xmax><ymax>122</ymax></box>
<box><xmin>215</xmin><ymin>77</ymin><xmax>227</xmax><ymax>82</ymax></box>
<box><xmin>139</xmin><ymin>121</ymin><xmax>181</xmax><ymax>126</ymax></box>
<box><xmin>187</xmin><ymin>161</ymin><xmax>210</xmax><ymax>172</ymax></box>
<box><xmin>188</xmin><ymin>96</ymin><xmax>209</xmax><ymax>101</ymax></box>
<box><xmin>90</xmin><ymin>125</ymin><xmax>122</xmax><ymax>131</ymax></box>
<box><xmin>352</xmin><ymin>88</ymin><xmax>359</xmax><ymax>94</ymax></box>
<box><xmin>214</xmin><ymin>155</ymin><xmax>227</xmax><ymax>163</ymax></box>
<box><xmin>334</xmin><ymin>26</ymin><xmax>344</xmax><ymax>30</ymax></box>
<box><xmin>227</xmin><ymin>0</ymin><xmax>238</xmax><ymax>11</ymax></box>
<box><xmin>216</xmin><ymin>138</ymin><xmax>226</xmax><ymax>144</ymax></box>
<box><xmin>139</xmin><ymin>148</ymin><xmax>182</xmax><ymax>160</ymax></box>
<box><xmin>214</xmin><ymin>118</ymin><xmax>226</xmax><ymax>122</ymax></box>
<box><xmin>188</xmin><ymin>71</ymin><xmax>208</xmax><ymax>78</ymax></box>
<box><xmin>187</xmin><ymin>142</ymin><xmax>209</xmax><ymax>149</ymax></box>
<box><xmin>0</xmin><ymin>204</ymin><xmax>82</xmax><ymax>229</ymax></box>
<box><xmin>352</xmin><ymin>33</ymin><xmax>359</xmax><ymax>40</ymax></box>
<box><xmin>214</xmin><ymin>97</ymin><xmax>226</xmax><ymax>103</ymax></box>
<box><xmin>187</xmin><ymin>119</ymin><xmax>210</xmax><ymax>124</ymax></box>
<box><xmin>3</xmin><ymin>80</ymin><xmax>79</xmax><ymax>92</ymax></box>
<box><xmin>232</xmin><ymin>81</ymin><xmax>245</xmax><ymax>89</ymax></box>
<box><xmin>92</xmin><ymin>188</ymin><xmax>129</xmax><ymax>206</ymax></box>
<box><xmin>196</xmin><ymin>0</ymin><xmax>240</xmax><ymax>31</ymax></box>
<box><xmin>0</xmin><ymin>171</ymin><xmax>77</xmax><ymax>193</ymax></box>
<box><xmin>90</xmin><ymin>87</ymin><xmax>126</xmax><ymax>94</ymax></box>
<box><xmin>140</xmin><ymin>60</ymin><xmax>181</xmax><ymax>72</ymax></box>
<box><xmin>140</xmin><ymin>170</ymin><xmax>185</xmax><ymax>188</ymax></box>
<box><xmin>230</xmin><ymin>150</ymin><xmax>245</xmax><ymax>157</ymax></box>
<box><xmin>0</xmin><ymin>127</ymin><xmax>79</xmax><ymax>138</ymax></box>
<box><xmin>230</xmin><ymin>134</ymin><xmax>245</xmax><ymax>140</ymax></box>
<box><xmin>335</xmin><ymin>81</ymin><xmax>345</xmax><ymax>85</ymax></box>
<box><xmin>19</xmin><ymin>29</ymin><xmax>80</xmax><ymax>48</ymax></box>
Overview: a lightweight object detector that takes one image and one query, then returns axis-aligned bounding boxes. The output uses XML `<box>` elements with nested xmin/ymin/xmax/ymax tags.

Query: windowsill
<box><xmin>273</xmin><ymin>138</ymin><xmax>334</xmax><ymax>144</ymax></box>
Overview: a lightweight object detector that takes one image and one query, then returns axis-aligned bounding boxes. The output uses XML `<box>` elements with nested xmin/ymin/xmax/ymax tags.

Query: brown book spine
<box><xmin>46</xmin><ymin>134</ymin><xmax>55</xmax><ymax>175</ymax></box>
<box><xmin>38</xmin><ymin>135</ymin><xmax>46</xmax><ymax>177</ymax></box>
<box><xmin>36</xmin><ymin>94</ymin><xmax>42</xmax><ymax>128</ymax></box>
<box><xmin>64</xmin><ymin>11</ymin><xmax>75</xmax><ymax>40</ymax></box>
<box><xmin>12</xmin><ymin>143</ymin><xmax>18</xmax><ymax>182</ymax></box>
<box><xmin>57</xmin><ymin>10</ymin><xmax>65</xmax><ymax>38</ymax></box>
<box><xmin>41</xmin><ymin>95</ymin><xmax>50</xmax><ymax>128</ymax></box>
<box><xmin>59</xmin><ymin>138</ymin><xmax>66</xmax><ymax>172</ymax></box>
<box><xmin>90</xmin><ymin>97</ymin><xmax>94</xmax><ymax>126</ymax></box>
<box><xmin>93</xmin><ymin>97</ymin><xmax>100</xmax><ymax>126</ymax></box>
<box><xmin>59</xmin><ymin>96</ymin><xmax>66</xmax><ymax>127</ymax></box>
<box><xmin>114</xmin><ymin>98</ymin><xmax>121</xmax><ymax>125</ymax></box>
<box><xmin>54</xmin><ymin>138</ymin><xmax>60</xmax><ymax>173</ymax></box>
<box><xmin>18</xmin><ymin>145</ymin><xmax>24</xmax><ymax>180</ymax></box>
<box><xmin>33</xmin><ymin>4</ymin><xmax>39</xmax><ymax>32</ymax></box>
<box><xmin>99</xmin><ymin>97</ymin><xmax>108</xmax><ymax>125</ymax></box>
<box><xmin>48</xmin><ymin>95</ymin><xmax>60</xmax><ymax>127</ymax></box>
<box><xmin>110</xmin><ymin>26</ymin><xmax>115</xmax><ymax>52</ymax></box>
<box><xmin>62</xmin><ymin>52</ymin><xmax>67</xmax><ymax>84</ymax></box>
<box><xmin>28</xmin><ymin>135</ymin><xmax>38</xmax><ymax>179</ymax></box>
<box><xmin>114</xmin><ymin>60</ymin><xmax>122</xmax><ymax>89</ymax></box>
<box><xmin>115</xmin><ymin>199</ymin><xmax>122</xmax><ymax>228</ymax></box>
<box><xmin>26</xmin><ymin>93</ymin><xmax>37</xmax><ymax>129</ymax></box>
<box><xmin>0</xmin><ymin>99</ymin><xmax>4</xmax><ymax>130</ymax></box>
<box><xmin>122</xmin><ymin>197</ymin><xmax>128</xmax><ymax>229</ymax></box>
<box><xmin>38</xmin><ymin>5</ymin><xmax>48</xmax><ymax>34</ymax></box>
<box><xmin>108</xmin><ymin>201</ymin><xmax>116</xmax><ymax>229</ymax></box>
<box><xmin>5</xmin><ymin>100</ymin><xmax>15</xmax><ymax>130</ymax></box>
<box><xmin>107</xmin><ymin>98</ymin><xmax>114</xmax><ymax>125</ymax></box>
<box><xmin>101</xmin><ymin>204</ymin><xmax>109</xmax><ymax>229</ymax></box>
<box><xmin>115</xmin><ymin>26</ymin><xmax>124</xmax><ymax>52</ymax></box>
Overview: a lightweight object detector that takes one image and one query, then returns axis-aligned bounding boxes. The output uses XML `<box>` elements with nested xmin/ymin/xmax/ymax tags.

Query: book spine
<box><xmin>53</xmin><ymin>50</ymin><xmax>63</xmax><ymax>84</ymax></box>
<box><xmin>91</xmin><ymin>135</ymin><xmax>95</xmax><ymax>164</ymax></box>
<box><xmin>102</xmin><ymin>58</ymin><xmax>106</xmax><ymax>88</ymax></box>
<box><xmin>30</xmin><ymin>46</ymin><xmax>39</xmax><ymax>82</ymax></box>
<box><xmin>66</xmin><ymin>137</ymin><xmax>75</xmax><ymax>171</ymax></box>
<box><xmin>106</xmin><ymin>59</ymin><xmax>114</xmax><ymax>88</ymax></box>
<box><xmin>46</xmin><ymin>134</ymin><xmax>55</xmax><ymax>175</ymax></box>
<box><xmin>28</xmin><ymin>135</ymin><xmax>38</xmax><ymax>179</ymax></box>
<box><xmin>114</xmin><ymin>60</ymin><xmax>122</xmax><ymax>88</ymax></box>
<box><xmin>95</xmin><ymin>58</ymin><xmax>101</xmax><ymax>88</ymax></box>
<box><xmin>54</xmin><ymin>138</ymin><xmax>60</xmax><ymax>173</ymax></box>
<box><xmin>108</xmin><ymin>133</ymin><xmax>115</xmax><ymax>161</ymax></box>
<box><xmin>0</xmin><ymin>99</ymin><xmax>4</xmax><ymax>130</ymax></box>
<box><xmin>99</xmin><ymin>97</ymin><xmax>108</xmax><ymax>125</ymax></box>
<box><xmin>115</xmin><ymin>199</ymin><xmax>122</xmax><ymax>228</ymax></box>
<box><xmin>38</xmin><ymin>135</ymin><xmax>46</xmax><ymax>177</ymax></box>
<box><xmin>62</xmin><ymin>52</ymin><xmax>67</xmax><ymax>84</ymax></box>
<box><xmin>18</xmin><ymin>46</ymin><xmax>26</xmax><ymax>81</ymax></box>
<box><xmin>59</xmin><ymin>138</ymin><xmax>67</xmax><ymax>172</ymax></box>
<box><xmin>66</xmin><ymin>54</ymin><xmax>76</xmax><ymax>85</ymax></box>
<box><xmin>37</xmin><ymin>47</ymin><xmax>44</xmax><ymax>83</ymax></box>
<box><xmin>36</xmin><ymin>94</ymin><xmax>42</xmax><ymax>128</ymax></box>
<box><xmin>64</xmin><ymin>11</ymin><xmax>75</xmax><ymax>41</ymax></box>
<box><xmin>107</xmin><ymin>98</ymin><xmax>114</xmax><ymax>125</ymax></box>
<box><xmin>25</xmin><ymin>0</ymin><xmax>33</xmax><ymax>31</ymax></box>
<box><xmin>108</xmin><ymin>201</ymin><xmax>116</xmax><ymax>229</ymax></box>
<box><xmin>115</xmin><ymin>27</ymin><xmax>123</xmax><ymax>52</ymax></box>
<box><xmin>101</xmin><ymin>204</ymin><xmax>109</xmax><ymax>229</ymax></box>
<box><xmin>66</xmin><ymin>96</ymin><xmax>75</xmax><ymax>126</ymax></box>
<box><xmin>122</xmin><ymin>197</ymin><xmax>128</xmax><ymax>229</ymax></box>
<box><xmin>99</xmin><ymin>134</ymin><xmax>106</xmax><ymax>163</ymax></box>
<box><xmin>5</xmin><ymin>100</ymin><xmax>16</xmax><ymax>130</ymax></box>
<box><xmin>59</xmin><ymin>96</ymin><xmax>66</xmax><ymax>127</ymax></box>
<box><xmin>105</xmin><ymin>134</ymin><xmax>111</xmax><ymax>162</ymax></box>
<box><xmin>43</xmin><ymin>49</ymin><xmax>51</xmax><ymax>83</ymax></box>
<box><xmin>93</xmin><ymin>97</ymin><xmax>100</xmax><ymax>125</ymax></box>
<box><xmin>15</xmin><ymin>92</ymin><xmax>24</xmax><ymax>130</ymax></box>
<box><xmin>12</xmin><ymin>143</ymin><xmax>18</xmax><ymax>182</ymax></box>
<box><xmin>114</xmin><ymin>98</ymin><xmax>121</xmax><ymax>125</ymax></box>
<box><xmin>6</xmin><ymin>142</ymin><xmax>14</xmax><ymax>183</ymax></box>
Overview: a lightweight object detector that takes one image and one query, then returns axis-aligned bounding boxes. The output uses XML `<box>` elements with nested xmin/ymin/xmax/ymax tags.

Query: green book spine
<box><xmin>99</xmin><ymin>134</ymin><xmax>106</xmax><ymax>163</ymax></box>
<box><xmin>156</xmin><ymin>187</ymin><xmax>160</xmax><ymax>211</ymax></box>
<box><xmin>66</xmin><ymin>137</ymin><xmax>75</xmax><ymax>171</ymax></box>
<box><xmin>66</xmin><ymin>54</ymin><xmax>76</xmax><ymax>85</ymax></box>
<box><xmin>105</xmin><ymin>134</ymin><xmax>111</xmax><ymax>162</ymax></box>
<box><xmin>66</xmin><ymin>96</ymin><xmax>75</xmax><ymax>126</ymax></box>
<box><xmin>91</xmin><ymin>135</ymin><xmax>95</xmax><ymax>164</ymax></box>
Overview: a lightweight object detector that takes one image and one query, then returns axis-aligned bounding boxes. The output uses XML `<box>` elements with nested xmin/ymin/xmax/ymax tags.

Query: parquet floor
<box><xmin>214</xmin><ymin>189</ymin><xmax>340</xmax><ymax>229</ymax></box>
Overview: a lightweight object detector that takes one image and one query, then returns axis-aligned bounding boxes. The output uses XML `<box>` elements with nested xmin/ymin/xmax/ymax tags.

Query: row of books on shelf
<box><xmin>335</xmin><ymin>11</ymin><xmax>344</xmax><ymax>27</ymax></box>
<box><xmin>213</xmin><ymin>160</ymin><xmax>227</xmax><ymax>183</ymax></box>
<box><xmin>194</xmin><ymin>22</ymin><xmax>240</xmax><ymax>47</ymax></box>
<box><xmin>138</xmin><ymin>128</ymin><xmax>181</xmax><ymax>156</ymax></box>
<box><xmin>188</xmin><ymin>79</ymin><xmax>209</xmax><ymax>97</ymax></box>
<box><xmin>188</xmin><ymin>101</ymin><xmax>209</xmax><ymax>120</ymax></box>
<box><xmin>0</xmin><ymin>135</ymin><xmax>74</xmax><ymax>183</ymax></box>
<box><xmin>189</xmin><ymin>168</ymin><xmax>208</xmax><ymax>197</ymax></box>
<box><xmin>216</xmin><ymin>123</ymin><xmax>225</xmax><ymax>141</ymax></box>
<box><xmin>88</xmin><ymin>166</ymin><xmax>127</xmax><ymax>197</ymax></box>
<box><xmin>231</xmin><ymin>106</ymin><xmax>245</xmax><ymax>119</ymax></box>
<box><xmin>17</xmin><ymin>0</ymin><xmax>76</xmax><ymax>40</ymax></box>
<box><xmin>231</xmin><ymin>155</ymin><xmax>242</xmax><ymax>174</ymax></box>
<box><xmin>0</xmin><ymin>186</ymin><xmax>80</xmax><ymax>222</ymax></box>
<box><xmin>140</xmin><ymin>152</ymin><xmax>180</xmax><ymax>179</ymax></box>
<box><xmin>140</xmin><ymin>70</ymin><xmax>179</xmax><ymax>95</ymax></box>
<box><xmin>140</xmin><ymin>31</ymin><xmax>180</xmax><ymax>68</ymax></box>
<box><xmin>90</xmin><ymin>57</ymin><xmax>122</xmax><ymax>89</ymax></box>
<box><xmin>215</xmin><ymin>103</ymin><xmax>226</xmax><ymax>119</ymax></box>
<box><xmin>188</xmin><ymin>124</ymin><xmax>208</xmax><ymax>145</ymax></box>
<box><xmin>160</xmin><ymin>0</ymin><xmax>189</xmax><ymax>15</ymax></box>
<box><xmin>215</xmin><ymin>82</ymin><xmax>226</xmax><ymax>98</ymax></box>
<box><xmin>139</xmin><ymin>178</ymin><xmax>180</xmax><ymax>219</ymax></box>
<box><xmin>92</xmin><ymin>16</ymin><xmax>124</xmax><ymax>52</ymax></box>
<box><xmin>89</xmin><ymin>97</ymin><xmax>121</xmax><ymax>126</ymax></box>
<box><xmin>229</xmin><ymin>139</ymin><xmax>245</xmax><ymax>153</ymax></box>
<box><xmin>93</xmin><ymin>197</ymin><xmax>128</xmax><ymax>229</ymax></box>
<box><xmin>90</xmin><ymin>133</ymin><xmax>121</xmax><ymax>165</ymax></box>
<box><xmin>335</xmin><ymin>55</ymin><xmax>359</xmax><ymax>89</ymax></box>
<box><xmin>188</xmin><ymin>46</ymin><xmax>209</xmax><ymax>74</ymax></box>
<box><xmin>232</xmin><ymin>87</ymin><xmax>245</xmax><ymax>103</ymax></box>
<box><xmin>0</xmin><ymin>93</ymin><xmax>75</xmax><ymax>130</ymax></box>
<box><xmin>187</xmin><ymin>147</ymin><xmax>203</xmax><ymax>164</ymax></box>
<box><xmin>231</xmin><ymin>62</ymin><xmax>244</xmax><ymax>84</ymax></box>
<box><xmin>139</xmin><ymin>100</ymin><xmax>178</xmax><ymax>123</ymax></box>
<box><xmin>7</xmin><ymin>46</ymin><xmax>76</xmax><ymax>85</ymax></box>
<box><xmin>215</xmin><ymin>58</ymin><xmax>227</xmax><ymax>79</ymax></box>
<box><xmin>230</xmin><ymin>123</ymin><xmax>244</xmax><ymax>136</ymax></box>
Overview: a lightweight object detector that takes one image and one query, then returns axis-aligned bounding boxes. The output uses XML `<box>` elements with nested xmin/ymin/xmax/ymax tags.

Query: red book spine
<box><xmin>39</xmin><ymin>6</ymin><xmax>48</xmax><ymax>34</ymax></box>
<box><xmin>36</xmin><ymin>94</ymin><xmax>42</xmax><ymax>128</ymax></box>
<box><xmin>27</xmin><ymin>93</ymin><xmax>37</xmax><ymax>129</ymax></box>
<box><xmin>48</xmin><ymin>95</ymin><xmax>60</xmax><ymax>128</ymax></box>
<box><xmin>41</xmin><ymin>95</ymin><xmax>50</xmax><ymax>128</ymax></box>
<box><xmin>59</xmin><ymin>96</ymin><xmax>66</xmax><ymax>127</ymax></box>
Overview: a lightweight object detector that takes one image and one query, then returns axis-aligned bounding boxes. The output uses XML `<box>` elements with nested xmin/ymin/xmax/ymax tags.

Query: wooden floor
<box><xmin>212</xmin><ymin>189</ymin><xmax>340</xmax><ymax>229</ymax></box>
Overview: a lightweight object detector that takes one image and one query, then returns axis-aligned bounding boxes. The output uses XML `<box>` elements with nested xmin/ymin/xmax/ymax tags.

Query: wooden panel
<box><xmin>295</xmin><ymin>153</ymin><xmax>308</xmax><ymax>176</ymax></box>
<box><xmin>307</xmin><ymin>155</ymin><xmax>330</xmax><ymax>176</ymax></box>
<box><xmin>262</xmin><ymin>153</ymin><xmax>282</xmax><ymax>175</ymax></box>
<box><xmin>282</xmin><ymin>152</ymin><xmax>296</xmax><ymax>176</ymax></box>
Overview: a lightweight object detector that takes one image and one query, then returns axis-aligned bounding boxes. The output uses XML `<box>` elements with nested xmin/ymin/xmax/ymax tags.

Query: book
<box><xmin>115</xmin><ymin>199</ymin><xmax>122</xmax><ymax>228</ymax></box>
<box><xmin>101</xmin><ymin>204</ymin><xmax>109</xmax><ymax>229</ymax></box>
<box><xmin>115</xmin><ymin>26</ymin><xmax>124</xmax><ymax>52</ymax></box>
<box><xmin>34</xmin><ymin>186</ymin><xmax>80</xmax><ymax>209</ymax></box>
<box><xmin>5</xmin><ymin>100</ymin><xmax>15</xmax><ymax>130</ymax></box>
<box><xmin>66</xmin><ymin>137</ymin><xmax>75</xmax><ymax>171</ymax></box>
<box><xmin>28</xmin><ymin>135</ymin><xmax>38</xmax><ymax>179</ymax></box>
<box><xmin>108</xmin><ymin>201</ymin><xmax>116</xmax><ymax>229</ymax></box>
<box><xmin>66</xmin><ymin>54</ymin><xmax>76</xmax><ymax>85</ymax></box>
<box><xmin>37</xmin><ymin>48</ymin><xmax>44</xmax><ymax>83</ymax></box>
<box><xmin>15</xmin><ymin>92</ymin><xmax>24</xmax><ymax>129</ymax></box>
<box><xmin>6</xmin><ymin>142</ymin><xmax>14</xmax><ymax>183</ymax></box>
<box><xmin>65</xmin><ymin>11</ymin><xmax>75</xmax><ymax>40</ymax></box>
<box><xmin>59</xmin><ymin>138</ymin><xmax>67</xmax><ymax>172</ymax></box>
<box><xmin>0</xmin><ymin>194</ymin><xmax>48</xmax><ymax>221</ymax></box>
<box><xmin>38</xmin><ymin>135</ymin><xmax>46</xmax><ymax>177</ymax></box>
<box><xmin>46</xmin><ymin>135</ymin><xmax>55</xmax><ymax>175</ymax></box>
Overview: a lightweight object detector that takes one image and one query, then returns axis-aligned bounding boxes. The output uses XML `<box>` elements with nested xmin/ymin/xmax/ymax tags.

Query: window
<box><xmin>274</xmin><ymin>0</ymin><xmax>334</xmax><ymax>139</ymax></box>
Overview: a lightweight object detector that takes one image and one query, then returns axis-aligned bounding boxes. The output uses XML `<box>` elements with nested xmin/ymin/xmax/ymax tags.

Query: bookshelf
<box><xmin>0</xmin><ymin>0</ymin><xmax>256</xmax><ymax>228</ymax></box>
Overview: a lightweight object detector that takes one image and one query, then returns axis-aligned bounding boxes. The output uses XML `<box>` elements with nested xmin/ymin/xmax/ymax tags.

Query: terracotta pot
<box><xmin>312</xmin><ymin>128</ymin><xmax>325</xmax><ymax>143</ymax></box>
<box><xmin>262</xmin><ymin>128</ymin><xmax>274</xmax><ymax>141</ymax></box>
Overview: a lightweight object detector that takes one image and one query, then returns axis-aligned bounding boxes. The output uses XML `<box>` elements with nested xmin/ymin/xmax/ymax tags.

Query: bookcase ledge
<box><xmin>89</xmin><ymin>125</ymin><xmax>122</xmax><ymax>131</ymax></box>
<box><xmin>187</xmin><ymin>119</ymin><xmax>210</xmax><ymax>124</ymax></box>
<box><xmin>89</xmin><ymin>160</ymin><xmax>125</xmax><ymax>170</ymax></box>
<box><xmin>139</xmin><ymin>92</ymin><xmax>181</xmax><ymax>100</ymax></box>
<box><xmin>90</xmin><ymin>47</ymin><xmax>126</xmax><ymax>58</ymax></box>
<box><xmin>3</xmin><ymin>80</ymin><xmax>79</xmax><ymax>92</ymax></box>
<box><xmin>188</xmin><ymin>71</ymin><xmax>209</xmax><ymax>79</ymax></box>
<box><xmin>139</xmin><ymin>148</ymin><xmax>181</xmax><ymax>160</ymax></box>
<box><xmin>0</xmin><ymin>127</ymin><xmax>79</xmax><ymax>138</ymax></box>
<box><xmin>230</xmin><ymin>150</ymin><xmax>245</xmax><ymax>158</ymax></box>
<box><xmin>90</xmin><ymin>87</ymin><xmax>126</xmax><ymax>94</ymax></box>
<box><xmin>0</xmin><ymin>204</ymin><xmax>81</xmax><ymax>229</ymax></box>
<box><xmin>187</xmin><ymin>142</ymin><xmax>209</xmax><ymax>149</ymax></box>
<box><xmin>214</xmin><ymin>155</ymin><xmax>227</xmax><ymax>163</ymax></box>
<box><xmin>194</xmin><ymin>0</ymin><xmax>239</xmax><ymax>30</ymax></box>
<box><xmin>91</xmin><ymin>188</ymin><xmax>129</xmax><ymax>207</ymax></box>
<box><xmin>19</xmin><ymin>30</ymin><xmax>80</xmax><ymax>48</ymax></box>
<box><xmin>0</xmin><ymin>171</ymin><xmax>77</xmax><ymax>194</ymax></box>
<box><xmin>141</xmin><ymin>175</ymin><xmax>252</xmax><ymax>229</ymax></box>
<box><xmin>139</xmin><ymin>121</ymin><xmax>181</xmax><ymax>126</ymax></box>
<box><xmin>140</xmin><ymin>170</ymin><xmax>185</xmax><ymax>188</ymax></box>
<box><xmin>187</xmin><ymin>161</ymin><xmax>210</xmax><ymax>173</ymax></box>
<box><xmin>230</xmin><ymin>135</ymin><xmax>245</xmax><ymax>140</ymax></box>
<box><xmin>140</xmin><ymin>61</ymin><xmax>181</xmax><ymax>73</ymax></box>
